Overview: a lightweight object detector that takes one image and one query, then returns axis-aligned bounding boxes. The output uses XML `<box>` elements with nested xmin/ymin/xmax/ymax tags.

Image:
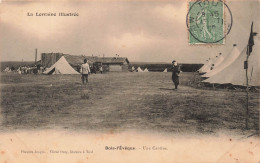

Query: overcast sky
<box><xmin>0</xmin><ymin>0</ymin><xmax>259</xmax><ymax>63</ymax></box>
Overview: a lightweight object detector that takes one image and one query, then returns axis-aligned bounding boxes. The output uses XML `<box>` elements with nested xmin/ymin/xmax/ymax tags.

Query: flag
<box><xmin>247</xmin><ymin>22</ymin><xmax>258</xmax><ymax>56</ymax></box>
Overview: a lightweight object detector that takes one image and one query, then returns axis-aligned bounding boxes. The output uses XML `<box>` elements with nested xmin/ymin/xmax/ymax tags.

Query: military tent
<box><xmin>203</xmin><ymin>41</ymin><xmax>259</xmax><ymax>86</ymax></box>
<box><xmin>163</xmin><ymin>68</ymin><xmax>167</xmax><ymax>72</ymax></box>
<box><xmin>143</xmin><ymin>68</ymin><xmax>149</xmax><ymax>72</ymax></box>
<box><xmin>198</xmin><ymin>58</ymin><xmax>212</xmax><ymax>74</ymax></box>
<box><xmin>202</xmin><ymin>46</ymin><xmax>240</xmax><ymax>78</ymax></box>
<box><xmin>43</xmin><ymin>56</ymin><xmax>80</xmax><ymax>75</ymax></box>
<box><xmin>211</xmin><ymin>53</ymin><xmax>224</xmax><ymax>70</ymax></box>
<box><xmin>198</xmin><ymin>59</ymin><xmax>209</xmax><ymax>73</ymax></box>
<box><xmin>137</xmin><ymin>67</ymin><xmax>144</xmax><ymax>72</ymax></box>
<box><xmin>202</xmin><ymin>55</ymin><xmax>220</xmax><ymax>74</ymax></box>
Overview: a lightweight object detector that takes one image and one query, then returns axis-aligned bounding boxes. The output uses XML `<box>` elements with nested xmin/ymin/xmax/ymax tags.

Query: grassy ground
<box><xmin>0</xmin><ymin>72</ymin><xmax>259</xmax><ymax>135</ymax></box>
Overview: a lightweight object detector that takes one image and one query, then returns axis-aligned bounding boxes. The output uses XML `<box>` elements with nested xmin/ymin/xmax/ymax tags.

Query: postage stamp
<box><xmin>187</xmin><ymin>0</ymin><xmax>232</xmax><ymax>44</ymax></box>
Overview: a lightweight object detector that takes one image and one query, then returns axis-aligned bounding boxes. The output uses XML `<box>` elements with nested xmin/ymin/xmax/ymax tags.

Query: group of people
<box><xmin>80</xmin><ymin>59</ymin><xmax>181</xmax><ymax>90</ymax></box>
<box><xmin>2</xmin><ymin>65</ymin><xmax>46</xmax><ymax>74</ymax></box>
<box><xmin>3</xmin><ymin>66</ymin><xmax>15</xmax><ymax>72</ymax></box>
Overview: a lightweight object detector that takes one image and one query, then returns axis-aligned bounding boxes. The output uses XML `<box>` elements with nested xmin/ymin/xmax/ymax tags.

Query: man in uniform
<box><xmin>171</xmin><ymin>60</ymin><xmax>181</xmax><ymax>89</ymax></box>
<box><xmin>81</xmin><ymin>59</ymin><xmax>91</xmax><ymax>84</ymax></box>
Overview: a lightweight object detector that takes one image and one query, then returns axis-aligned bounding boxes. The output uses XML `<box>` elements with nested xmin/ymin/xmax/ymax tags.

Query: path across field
<box><xmin>0</xmin><ymin>72</ymin><xmax>259</xmax><ymax>135</ymax></box>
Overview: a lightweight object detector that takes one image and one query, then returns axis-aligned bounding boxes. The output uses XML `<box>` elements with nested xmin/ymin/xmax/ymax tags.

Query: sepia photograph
<box><xmin>0</xmin><ymin>0</ymin><xmax>259</xmax><ymax>162</ymax></box>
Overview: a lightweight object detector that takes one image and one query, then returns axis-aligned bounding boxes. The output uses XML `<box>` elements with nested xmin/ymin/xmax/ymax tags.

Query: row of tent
<box><xmin>133</xmin><ymin>67</ymin><xmax>168</xmax><ymax>73</ymax></box>
<box><xmin>135</xmin><ymin>67</ymin><xmax>149</xmax><ymax>72</ymax></box>
<box><xmin>42</xmin><ymin>56</ymin><xmax>170</xmax><ymax>75</ymax></box>
<box><xmin>198</xmin><ymin>40</ymin><xmax>259</xmax><ymax>87</ymax></box>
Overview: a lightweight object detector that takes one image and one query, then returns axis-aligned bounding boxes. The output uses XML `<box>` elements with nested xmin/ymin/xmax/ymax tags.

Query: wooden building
<box><xmin>41</xmin><ymin>53</ymin><xmax>130</xmax><ymax>72</ymax></box>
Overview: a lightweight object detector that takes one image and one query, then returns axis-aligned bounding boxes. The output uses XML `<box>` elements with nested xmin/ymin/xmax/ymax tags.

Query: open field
<box><xmin>0</xmin><ymin>72</ymin><xmax>259</xmax><ymax>135</ymax></box>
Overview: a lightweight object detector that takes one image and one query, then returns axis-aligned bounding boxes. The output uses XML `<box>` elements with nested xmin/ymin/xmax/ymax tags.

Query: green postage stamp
<box><xmin>187</xmin><ymin>0</ymin><xmax>230</xmax><ymax>44</ymax></box>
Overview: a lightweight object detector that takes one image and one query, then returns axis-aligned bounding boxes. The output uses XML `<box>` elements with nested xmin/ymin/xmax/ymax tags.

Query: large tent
<box><xmin>43</xmin><ymin>56</ymin><xmax>80</xmax><ymax>75</ymax></box>
<box><xmin>202</xmin><ymin>55</ymin><xmax>220</xmax><ymax>74</ymax></box>
<box><xmin>211</xmin><ymin>53</ymin><xmax>224</xmax><ymax>70</ymax></box>
<box><xmin>203</xmin><ymin>41</ymin><xmax>259</xmax><ymax>86</ymax></box>
<box><xmin>198</xmin><ymin>59</ymin><xmax>209</xmax><ymax>73</ymax></box>
<box><xmin>198</xmin><ymin>58</ymin><xmax>212</xmax><ymax>74</ymax></box>
<box><xmin>202</xmin><ymin>46</ymin><xmax>240</xmax><ymax>78</ymax></box>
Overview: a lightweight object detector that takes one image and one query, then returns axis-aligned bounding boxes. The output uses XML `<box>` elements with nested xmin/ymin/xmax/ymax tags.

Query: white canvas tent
<box><xmin>198</xmin><ymin>59</ymin><xmax>209</xmax><ymax>73</ymax></box>
<box><xmin>143</xmin><ymin>68</ymin><xmax>149</xmax><ymax>72</ymax></box>
<box><xmin>202</xmin><ymin>46</ymin><xmax>240</xmax><ymax>78</ymax></box>
<box><xmin>198</xmin><ymin>58</ymin><xmax>212</xmax><ymax>74</ymax></box>
<box><xmin>211</xmin><ymin>53</ymin><xmax>224</xmax><ymax>70</ymax></box>
<box><xmin>203</xmin><ymin>42</ymin><xmax>259</xmax><ymax>86</ymax></box>
<box><xmin>43</xmin><ymin>56</ymin><xmax>80</xmax><ymax>75</ymax></box>
<box><xmin>202</xmin><ymin>55</ymin><xmax>219</xmax><ymax>73</ymax></box>
<box><xmin>163</xmin><ymin>68</ymin><xmax>167</xmax><ymax>72</ymax></box>
<box><xmin>137</xmin><ymin>67</ymin><xmax>144</xmax><ymax>72</ymax></box>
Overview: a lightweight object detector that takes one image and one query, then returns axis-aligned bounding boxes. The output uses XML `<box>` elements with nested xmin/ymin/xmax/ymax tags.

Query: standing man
<box><xmin>171</xmin><ymin>60</ymin><xmax>181</xmax><ymax>89</ymax></box>
<box><xmin>81</xmin><ymin>59</ymin><xmax>91</xmax><ymax>84</ymax></box>
<box><xmin>100</xmin><ymin>65</ymin><xmax>103</xmax><ymax>74</ymax></box>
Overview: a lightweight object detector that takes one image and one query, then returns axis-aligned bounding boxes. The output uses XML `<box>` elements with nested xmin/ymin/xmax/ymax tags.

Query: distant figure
<box><xmin>11</xmin><ymin>66</ymin><xmax>15</xmax><ymax>71</ymax></box>
<box><xmin>91</xmin><ymin>66</ymin><xmax>96</xmax><ymax>74</ymax></box>
<box><xmin>25</xmin><ymin>66</ymin><xmax>29</xmax><ymax>74</ymax></box>
<box><xmin>100</xmin><ymin>66</ymin><xmax>103</xmax><ymax>74</ymax></box>
<box><xmin>33</xmin><ymin>65</ymin><xmax>38</xmax><ymax>74</ymax></box>
<box><xmin>39</xmin><ymin>66</ymin><xmax>43</xmax><ymax>74</ymax></box>
<box><xmin>171</xmin><ymin>60</ymin><xmax>181</xmax><ymax>89</ymax></box>
<box><xmin>132</xmin><ymin>66</ymin><xmax>135</xmax><ymax>72</ymax></box>
<box><xmin>4</xmin><ymin>66</ymin><xmax>10</xmax><ymax>72</ymax></box>
<box><xmin>80</xmin><ymin>59</ymin><xmax>91</xmax><ymax>84</ymax></box>
<box><xmin>17</xmin><ymin>66</ymin><xmax>22</xmax><ymax>74</ymax></box>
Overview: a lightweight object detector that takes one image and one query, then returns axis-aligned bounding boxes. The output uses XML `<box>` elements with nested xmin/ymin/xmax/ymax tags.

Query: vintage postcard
<box><xmin>0</xmin><ymin>0</ymin><xmax>259</xmax><ymax>162</ymax></box>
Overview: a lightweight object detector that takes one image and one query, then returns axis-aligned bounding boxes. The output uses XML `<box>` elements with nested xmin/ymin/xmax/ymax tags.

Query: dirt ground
<box><xmin>0</xmin><ymin>72</ymin><xmax>259</xmax><ymax>135</ymax></box>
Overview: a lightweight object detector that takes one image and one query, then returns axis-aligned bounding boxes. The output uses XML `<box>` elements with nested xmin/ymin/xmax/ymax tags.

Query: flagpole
<box><xmin>246</xmin><ymin>45</ymin><xmax>249</xmax><ymax>129</ymax></box>
<box><xmin>245</xmin><ymin>21</ymin><xmax>256</xmax><ymax>130</ymax></box>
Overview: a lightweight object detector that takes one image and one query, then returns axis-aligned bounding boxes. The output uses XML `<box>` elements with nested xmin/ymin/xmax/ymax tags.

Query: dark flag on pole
<box><xmin>245</xmin><ymin>22</ymin><xmax>258</xmax><ymax>129</ymax></box>
<box><xmin>247</xmin><ymin>22</ymin><xmax>258</xmax><ymax>56</ymax></box>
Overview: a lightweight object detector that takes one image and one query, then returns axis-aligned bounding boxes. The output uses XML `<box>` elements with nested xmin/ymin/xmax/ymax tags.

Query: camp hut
<box><xmin>63</xmin><ymin>54</ymin><xmax>92</xmax><ymax>67</ymax></box>
<box><xmin>93</xmin><ymin>57</ymin><xmax>130</xmax><ymax>72</ymax></box>
<box><xmin>41</xmin><ymin>53</ymin><xmax>64</xmax><ymax>68</ymax></box>
<box><xmin>41</xmin><ymin>53</ymin><xmax>130</xmax><ymax>72</ymax></box>
<box><xmin>43</xmin><ymin>56</ymin><xmax>79</xmax><ymax>75</ymax></box>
